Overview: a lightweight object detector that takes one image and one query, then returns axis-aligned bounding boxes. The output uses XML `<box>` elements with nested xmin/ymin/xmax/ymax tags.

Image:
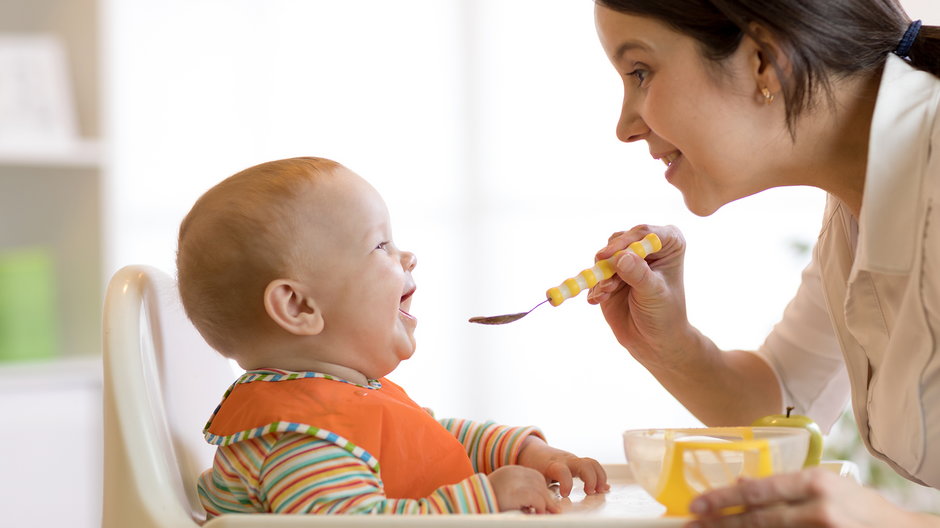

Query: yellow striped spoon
<box><xmin>469</xmin><ymin>233</ymin><xmax>663</xmax><ymax>325</ymax></box>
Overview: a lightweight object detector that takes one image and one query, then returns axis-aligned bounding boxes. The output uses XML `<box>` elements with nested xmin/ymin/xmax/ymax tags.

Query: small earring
<box><xmin>761</xmin><ymin>87</ymin><xmax>775</xmax><ymax>104</ymax></box>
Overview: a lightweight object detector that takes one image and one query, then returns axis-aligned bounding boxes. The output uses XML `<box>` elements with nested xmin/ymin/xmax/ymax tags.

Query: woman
<box><xmin>588</xmin><ymin>1</ymin><xmax>940</xmax><ymax>526</ymax></box>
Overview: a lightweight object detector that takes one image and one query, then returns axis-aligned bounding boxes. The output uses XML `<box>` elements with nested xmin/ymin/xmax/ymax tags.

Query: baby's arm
<box><xmin>437</xmin><ymin>418</ymin><xmax>544</xmax><ymax>474</ymax></box>
<box><xmin>200</xmin><ymin>431</ymin><xmax>561</xmax><ymax>514</ymax></box>
<box><xmin>438</xmin><ymin>418</ymin><xmax>608</xmax><ymax>497</ymax></box>
<box><xmin>255</xmin><ymin>433</ymin><xmax>494</xmax><ymax>514</ymax></box>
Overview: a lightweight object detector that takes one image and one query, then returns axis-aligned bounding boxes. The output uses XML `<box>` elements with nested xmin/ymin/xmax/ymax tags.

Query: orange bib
<box><xmin>204</xmin><ymin>373</ymin><xmax>474</xmax><ymax>498</ymax></box>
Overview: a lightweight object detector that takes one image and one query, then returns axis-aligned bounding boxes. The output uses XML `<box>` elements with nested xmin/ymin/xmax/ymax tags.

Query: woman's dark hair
<box><xmin>596</xmin><ymin>0</ymin><xmax>940</xmax><ymax>131</ymax></box>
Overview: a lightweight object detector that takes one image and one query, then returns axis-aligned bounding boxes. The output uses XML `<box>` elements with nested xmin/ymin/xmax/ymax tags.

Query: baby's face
<box><xmin>294</xmin><ymin>168</ymin><xmax>418</xmax><ymax>378</ymax></box>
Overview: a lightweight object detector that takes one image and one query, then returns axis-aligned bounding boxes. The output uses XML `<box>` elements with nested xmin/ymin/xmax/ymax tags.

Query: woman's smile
<box><xmin>660</xmin><ymin>151</ymin><xmax>680</xmax><ymax>168</ymax></box>
<box><xmin>662</xmin><ymin>152</ymin><xmax>682</xmax><ymax>184</ymax></box>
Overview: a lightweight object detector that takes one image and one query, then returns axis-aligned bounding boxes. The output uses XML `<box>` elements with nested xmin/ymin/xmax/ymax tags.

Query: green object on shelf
<box><xmin>0</xmin><ymin>247</ymin><xmax>58</xmax><ymax>362</ymax></box>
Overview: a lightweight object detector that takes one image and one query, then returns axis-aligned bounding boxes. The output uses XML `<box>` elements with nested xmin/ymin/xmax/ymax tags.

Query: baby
<box><xmin>177</xmin><ymin>157</ymin><xmax>608</xmax><ymax>516</ymax></box>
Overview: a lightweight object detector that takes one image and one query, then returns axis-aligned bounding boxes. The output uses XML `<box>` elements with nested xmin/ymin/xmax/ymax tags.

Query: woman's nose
<box><xmin>616</xmin><ymin>95</ymin><xmax>649</xmax><ymax>143</ymax></box>
<box><xmin>401</xmin><ymin>250</ymin><xmax>417</xmax><ymax>272</ymax></box>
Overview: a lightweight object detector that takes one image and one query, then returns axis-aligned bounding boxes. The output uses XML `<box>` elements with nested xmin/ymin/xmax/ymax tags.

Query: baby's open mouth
<box><xmin>399</xmin><ymin>289</ymin><xmax>416</xmax><ymax>320</ymax></box>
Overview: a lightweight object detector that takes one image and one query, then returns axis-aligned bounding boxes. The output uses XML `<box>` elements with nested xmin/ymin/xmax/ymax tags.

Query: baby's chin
<box><xmin>367</xmin><ymin>354</ymin><xmax>415</xmax><ymax>381</ymax></box>
<box><xmin>395</xmin><ymin>342</ymin><xmax>418</xmax><ymax>365</ymax></box>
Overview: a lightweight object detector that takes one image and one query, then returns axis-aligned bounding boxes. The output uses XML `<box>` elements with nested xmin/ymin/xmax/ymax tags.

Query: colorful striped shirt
<box><xmin>198</xmin><ymin>412</ymin><xmax>542</xmax><ymax>515</ymax></box>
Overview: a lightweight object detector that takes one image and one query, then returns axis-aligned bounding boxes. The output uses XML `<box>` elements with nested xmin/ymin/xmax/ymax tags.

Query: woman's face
<box><xmin>595</xmin><ymin>4</ymin><xmax>787</xmax><ymax>216</ymax></box>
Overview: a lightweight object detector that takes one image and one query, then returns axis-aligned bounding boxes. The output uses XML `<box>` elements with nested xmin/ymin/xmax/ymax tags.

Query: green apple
<box><xmin>752</xmin><ymin>406</ymin><xmax>823</xmax><ymax>467</ymax></box>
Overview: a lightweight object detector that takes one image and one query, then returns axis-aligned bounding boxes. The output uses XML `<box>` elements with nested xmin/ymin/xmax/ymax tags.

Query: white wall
<box><xmin>904</xmin><ymin>0</ymin><xmax>940</xmax><ymax>19</ymax></box>
<box><xmin>102</xmin><ymin>0</ymin><xmax>935</xmax><ymax>465</ymax></box>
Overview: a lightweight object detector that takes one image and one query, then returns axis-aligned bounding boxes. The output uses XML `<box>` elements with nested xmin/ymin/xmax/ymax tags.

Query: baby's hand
<box><xmin>516</xmin><ymin>436</ymin><xmax>610</xmax><ymax>497</ymax></box>
<box><xmin>486</xmin><ymin>465</ymin><xmax>561</xmax><ymax>514</ymax></box>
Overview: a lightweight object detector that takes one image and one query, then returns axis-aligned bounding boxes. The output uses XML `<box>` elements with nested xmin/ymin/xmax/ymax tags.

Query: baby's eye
<box><xmin>375</xmin><ymin>241</ymin><xmax>390</xmax><ymax>251</ymax></box>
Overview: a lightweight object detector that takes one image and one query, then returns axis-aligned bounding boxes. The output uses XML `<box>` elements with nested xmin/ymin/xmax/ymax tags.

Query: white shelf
<box><xmin>0</xmin><ymin>139</ymin><xmax>102</xmax><ymax>168</ymax></box>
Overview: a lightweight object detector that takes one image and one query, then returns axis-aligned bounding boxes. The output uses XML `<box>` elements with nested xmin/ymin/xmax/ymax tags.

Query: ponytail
<box><xmin>907</xmin><ymin>25</ymin><xmax>940</xmax><ymax>77</ymax></box>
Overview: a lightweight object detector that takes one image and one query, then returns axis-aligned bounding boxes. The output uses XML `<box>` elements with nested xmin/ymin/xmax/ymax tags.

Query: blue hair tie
<box><xmin>894</xmin><ymin>19</ymin><xmax>922</xmax><ymax>59</ymax></box>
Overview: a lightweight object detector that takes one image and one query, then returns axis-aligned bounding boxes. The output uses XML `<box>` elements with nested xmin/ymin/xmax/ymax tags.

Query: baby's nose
<box><xmin>401</xmin><ymin>250</ymin><xmax>417</xmax><ymax>271</ymax></box>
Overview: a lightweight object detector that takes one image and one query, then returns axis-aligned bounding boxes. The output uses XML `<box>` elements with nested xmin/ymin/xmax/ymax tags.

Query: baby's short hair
<box><xmin>177</xmin><ymin>156</ymin><xmax>342</xmax><ymax>356</ymax></box>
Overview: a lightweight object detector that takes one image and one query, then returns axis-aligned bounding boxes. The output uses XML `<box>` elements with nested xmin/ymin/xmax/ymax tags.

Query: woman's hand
<box><xmin>516</xmin><ymin>436</ymin><xmax>610</xmax><ymax>497</ymax></box>
<box><xmin>686</xmin><ymin>467</ymin><xmax>938</xmax><ymax>527</ymax></box>
<box><xmin>589</xmin><ymin>224</ymin><xmax>782</xmax><ymax>425</ymax></box>
<box><xmin>588</xmin><ymin>224</ymin><xmax>696</xmax><ymax>370</ymax></box>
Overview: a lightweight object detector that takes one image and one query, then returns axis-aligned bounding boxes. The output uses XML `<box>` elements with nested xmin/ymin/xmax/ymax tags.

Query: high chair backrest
<box><xmin>102</xmin><ymin>265</ymin><xmax>236</xmax><ymax>528</ymax></box>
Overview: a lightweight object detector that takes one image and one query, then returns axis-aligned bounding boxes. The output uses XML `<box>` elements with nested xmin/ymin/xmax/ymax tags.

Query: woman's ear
<box><xmin>743</xmin><ymin>23</ymin><xmax>789</xmax><ymax>103</ymax></box>
<box><xmin>263</xmin><ymin>279</ymin><xmax>324</xmax><ymax>336</ymax></box>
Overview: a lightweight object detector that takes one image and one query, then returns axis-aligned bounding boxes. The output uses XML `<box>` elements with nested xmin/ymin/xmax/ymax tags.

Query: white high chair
<box><xmin>102</xmin><ymin>265</ymin><xmax>236</xmax><ymax>528</ymax></box>
<box><xmin>101</xmin><ymin>265</ymin><xmax>683</xmax><ymax>527</ymax></box>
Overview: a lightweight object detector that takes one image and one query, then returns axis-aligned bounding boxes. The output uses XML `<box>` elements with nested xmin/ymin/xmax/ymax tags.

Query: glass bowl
<box><xmin>622</xmin><ymin>426</ymin><xmax>809</xmax><ymax>514</ymax></box>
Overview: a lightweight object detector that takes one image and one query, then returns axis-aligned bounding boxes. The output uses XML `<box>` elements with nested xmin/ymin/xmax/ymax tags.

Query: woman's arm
<box><xmin>646</xmin><ymin>337</ymin><xmax>783</xmax><ymax>426</ymax></box>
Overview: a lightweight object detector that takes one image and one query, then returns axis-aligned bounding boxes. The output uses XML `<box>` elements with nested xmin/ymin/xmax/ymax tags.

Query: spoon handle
<box><xmin>545</xmin><ymin>233</ymin><xmax>662</xmax><ymax>307</ymax></box>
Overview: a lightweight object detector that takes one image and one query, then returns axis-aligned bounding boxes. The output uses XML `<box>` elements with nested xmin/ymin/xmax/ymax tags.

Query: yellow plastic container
<box><xmin>623</xmin><ymin>427</ymin><xmax>810</xmax><ymax>516</ymax></box>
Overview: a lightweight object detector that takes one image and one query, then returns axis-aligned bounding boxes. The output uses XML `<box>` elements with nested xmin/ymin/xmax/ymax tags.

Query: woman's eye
<box><xmin>625</xmin><ymin>68</ymin><xmax>648</xmax><ymax>86</ymax></box>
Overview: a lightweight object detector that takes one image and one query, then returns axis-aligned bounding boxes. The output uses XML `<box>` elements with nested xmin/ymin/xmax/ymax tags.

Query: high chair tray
<box><xmin>203</xmin><ymin>464</ymin><xmax>684</xmax><ymax>527</ymax></box>
<box><xmin>202</xmin><ymin>461</ymin><xmax>858</xmax><ymax>527</ymax></box>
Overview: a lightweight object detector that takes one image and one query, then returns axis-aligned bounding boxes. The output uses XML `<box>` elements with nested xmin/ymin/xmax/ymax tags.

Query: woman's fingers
<box><xmin>587</xmin><ymin>275</ymin><xmax>624</xmax><ymax>304</ymax></box>
<box><xmin>613</xmin><ymin>251</ymin><xmax>654</xmax><ymax>289</ymax></box>
<box><xmin>683</xmin><ymin>469</ymin><xmax>919</xmax><ymax>528</ymax></box>
<box><xmin>589</xmin><ymin>224</ymin><xmax>680</xmax><ymax>304</ymax></box>
<box><xmin>591</xmin><ymin>250</ymin><xmax>662</xmax><ymax>304</ymax></box>
<box><xmin>685</xmin><ymin>502</ymin><xmax>815</xmax><ymax>528</ymax></box>
<box><xmin>691</xmin><ymin>470</ymin><xmax>830</xmax><ymax>516</ymax></box>
<box><xmin>597</xmin><ymin>228</ymin><xmax>649</xmax><ymax>260</ymax></box>
<box><xmin>597</xmin><ymin>224</ymin><xmax>682</xmax><ymax>261</ymax></box>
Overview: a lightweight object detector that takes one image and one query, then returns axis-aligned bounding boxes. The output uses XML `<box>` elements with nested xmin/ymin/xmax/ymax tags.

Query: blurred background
<box><xmin>1</xmin><ymin>0</ymin><xmax>938</xmax><ymax>526</ymax></box>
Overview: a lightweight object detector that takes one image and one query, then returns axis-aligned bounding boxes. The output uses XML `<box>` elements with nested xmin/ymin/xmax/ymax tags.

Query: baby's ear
<box><xmin>263</xmin><ymin>279</ymin><xmax>324</xmax><ymax>336</ymax></box>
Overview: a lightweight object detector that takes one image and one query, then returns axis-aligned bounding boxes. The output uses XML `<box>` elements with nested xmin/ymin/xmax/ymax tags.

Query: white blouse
<box><xmin>755</xmin><ymin>54</ymin><xmax>940</xmax><ymax>489</ymax></box>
